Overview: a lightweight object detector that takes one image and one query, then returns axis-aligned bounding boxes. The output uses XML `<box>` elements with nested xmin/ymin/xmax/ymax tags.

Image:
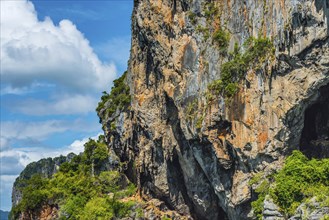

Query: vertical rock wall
<box><xmin>101</xmin><ymin>0</ymin><xmax>329</xmax><ymax>219</ymax></box>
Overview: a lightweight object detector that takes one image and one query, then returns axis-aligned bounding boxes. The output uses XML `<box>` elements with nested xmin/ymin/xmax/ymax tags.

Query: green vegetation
<box><xmin>14</xmin><ymin>156</ymin><xmax>67</xmax><ymax>187</ymax></box>
<box><xmin>11</xmin><ymin>175</ymin><xmax>50</xmax><ymax>214</ymax></box>
<box><xmin>204</xmin><ymin>2</ymin><xmax>218</xmax><ymax>19</ymax></box>
<box><xmin>322</xmin><ymin>215</ymin><xmax>329</xmax><ymax>220</ymax></box>
<box><xmin>185</xmin><ymin>99</ymin><xmax>198</xmax><ymax>121</ymax></box>
<box><xmin>185</xmin><ymin>98</ymin><xmax>206</xmax><ymax>129</ymax></box>
<box><xmin>135</xmin><ymin>207</ymin><xmax>144</xmax><ymax>218</ymax></box>
<box><xmin>251</xmin><ymin>151</ymin><xmax>329</xmax><ymax>219</ymax></box>
<box><xmin>188</xmin><ymin>12</ymin><xmax>197</xmax><ymax>25</ymax></box>
<box><xmin>196</xmin><ymin>115</ymin><xmax>205</xmax><ymax>130</ymax></box>
<box><xmin>212</xmin><ymin>29</ymin><xmax>230</xmax><ymax>53</ymax></box>
<box><xmin>194</xmin><ymin>2</ymin><xmax>222</xmax><ymax>45</ymax></box>
<box><xmin>207</xmin><ymin>37</ymin><xmax>274</xmax><ymax>100</ymax></box>
<box><xmin>250</xmin><ymin>178</ymin><xmax>271</xmax><ymax>219</ymax></box>
<box><xmin>10</xmin><ymin>137</ymin><xmax>137</xmax><ymax>220</ymax></box>
<box><xmin>110</xmin><ymin>121</ymin><xmax>116</xmax><ymax>131</ymax></box>
<box><xmin>248</xmin><ymin>171</ymin><xmax>264</xmax><ymax>186</ymax></box>
<box><xmin>96</xmin><ymin>71</ymin><xmax>131</xmax><ymax>117</ymax></box>
<box><xmin>196</xmin><ymin>25</ymin><xmax>210</xmax><ymax>41</ymax></box>
<box><xmin>242</xmin><ymin>37</ymin><xmax>275</xmax><ymax>68</ymax></box>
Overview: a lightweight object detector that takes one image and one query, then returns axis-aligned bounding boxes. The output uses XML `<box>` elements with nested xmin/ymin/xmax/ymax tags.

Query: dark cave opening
<box><xmin>300</xmin><ymin>83</ymin><xmax>329</xmax><ymax>158</ymax></box>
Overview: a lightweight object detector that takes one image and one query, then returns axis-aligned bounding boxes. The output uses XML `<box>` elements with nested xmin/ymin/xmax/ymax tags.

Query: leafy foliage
<box><xmin>185</xmin><ymin>98</ymin><xmax>198</xmax><ymax>121</ymax></box>
<box><xmin>250</xmin><ymin>178</ymin><xmax>271</xmax><ymax>219</ymax></box>
<box><xmin>96</xmin><ymin>71</ymin><xmax>131</xmax><ymax>118</ymax></box>
<box><xmin>10</xmin><ymin>138</ymin><xmax>137</xmax><ymax>220</ymax></box>
<box><xmin>212</xmin><ymin>29</ymin><xmax>230</xmax><ymax>53</ymax></box>
<box><xmin>196</xmin><ymin>25</ymin><xmax>210</xmax><ymax>41</ymax></box>
<box><xmin>196</xmin><ymin>115</ymin><xmax>205</xmax><ymax>130</ymax></box>
<box><xmin>188</xmin><ymin>12</ymin><xmax>197</xmax><ymax>24</ymax></box>
<box><xmin>19</xmin><ymin>175</ymin><xmax>49</xmax><ymax>210</ymax></box>
<box><xmin>251</xmin><ymin>151</ymin><xmax>329</xmax><ymax>219</ymax></box>
<box><xmin>84</xmin><ymin>138</ymin><xmax>109</xmax><ymax>169</ymax></box>
<box><xmin>207</xmin><ymin>37</ymin><xmax>274</xmax><ymax>100</ymax></box>
<box><xmin>271</xmin><ymin>151</ymin><xmax>329</xmax><ymax>215</ymax></box>
<box><xmin>204</xmin><ymin>2</ymin><xmax>218</xmax><ymax>19</ymax></box>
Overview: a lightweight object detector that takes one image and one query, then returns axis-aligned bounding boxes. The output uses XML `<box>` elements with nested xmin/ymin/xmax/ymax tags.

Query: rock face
<box><xmin>289</xmin><ymin>198</ymin><xmax>329</xmax><ymax>220</ymax></box>
<box><xmin>16</xmin><ymin>205</ymin><xmax>59</xmax><ymax>220</ymax></box>
<box><xmin>262</xmin><ymin>197</ymin><xmax>284</xmax><ymax>220</ymax></box>
<box><xmin>98</xmin><ymin>0</ymin><xmax>329</xmax><ymax>219</ymax></box>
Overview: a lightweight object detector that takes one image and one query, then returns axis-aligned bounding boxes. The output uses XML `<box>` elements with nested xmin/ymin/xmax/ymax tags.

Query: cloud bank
<box><xmin>1</xmin><ymin>0</ymin><xmax>117</xmax><ymax>94</ymax></box>
<box><xmin>0</xmin><ymin>0</ymin><xmax>132</xmax><ymax>211</ymax></box>
<box><xmin>0</xmin><ymin>134</ymin><xmax>100</xmax><ymax>211</ymax></box>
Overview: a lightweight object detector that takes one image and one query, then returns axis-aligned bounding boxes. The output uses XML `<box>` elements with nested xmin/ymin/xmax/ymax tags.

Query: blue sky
<box><xmin>0</xmin><ymin>0</ymin><xmax>133</xmax><ymax>211</ymax></box>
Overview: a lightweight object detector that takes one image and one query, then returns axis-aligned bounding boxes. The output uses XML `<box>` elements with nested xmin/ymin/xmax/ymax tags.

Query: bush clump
<box><xmin>185</xmin><ymin>99</ymin><xmax>198</xmax><ymax>121</ymax></box>
<box><xmin>204</xmin><ymin>2</ymin><xmax>218</xmax><ymax>19</ymax></box>
<box><xmin>207</xmin><ymin>37</ymin><xmax>274</xmax><ymax>100</ymax></box>
<box><xmin>188</xmin><ymin>12</ymin><xmax>197</xmax><ymax>24</ymax></box>
<box><xmin>10</xmin><ymin>137</ymin><xmax>137</xmax><ymax>220</ymax></box>
<box><xmin>212</xmin><ymin>29</ymin><xmax>230</xmax><ymax>53</ymax></box>
<box><xmin>96</xmin><ymin>71</ymin><xmax>131</xmax><ymax>117</ymax></box>
<box><xmin>196</xmin><ymin>25</ymin><xmax>210</xmax><ymax>41</ymax></box>
<box><xmin>251</xmin><ymin>150</ymin><xmax>329</xmax><ymax>219</ymax></box>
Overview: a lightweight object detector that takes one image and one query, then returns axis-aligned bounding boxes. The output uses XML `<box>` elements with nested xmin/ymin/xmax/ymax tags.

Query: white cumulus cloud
<box><xmin>0</xmin><ymin>0</ymin><xmax>129</xmax><ymax>211</ymax></box>
<box><xmin>11</xmin><ymin>94</ymin><xmax>98</xmax><ymax>116</ymax></box>
<box><xmin>0</xmin><ymin>133</ymin><xmax>101</xmax><ymax>211</ymax></box>
<box><xmin>0</xmin><ymin>0</ymin><xmax>117</xmax><ymax>92</ymax></box>
<box><xmin>1</xmin><ymin>119</ymin><xmax>99</xmax><ymax>142</ymax></box>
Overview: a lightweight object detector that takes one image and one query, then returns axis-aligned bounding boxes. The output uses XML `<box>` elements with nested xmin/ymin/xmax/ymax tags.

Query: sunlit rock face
<box><xmin>99</xmin><ymin>0</ymin><xmax>329</xmax><ymax>219</ymax></box>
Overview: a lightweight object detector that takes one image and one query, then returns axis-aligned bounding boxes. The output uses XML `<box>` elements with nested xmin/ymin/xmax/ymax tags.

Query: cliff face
<box><xmin>99</xmin><ymin>0</ymin><xmax>329</xmax><ymax>219</ymax></box>
<box><xmin>11</xmin><ymin>0</ymin><xmax>329</xmax><ymax>219</ymax></box>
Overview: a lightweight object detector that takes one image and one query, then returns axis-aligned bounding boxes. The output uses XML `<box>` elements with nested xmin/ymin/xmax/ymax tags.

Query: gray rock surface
<box><xmin>289</xmin><ymin>198</ymin><xmax>329</xmax><ymax>220</ymax></box>
<box><xmin>97</xmin><ymin>0</ymin><xmax>329</xmax><ymax>219</ymax></box>
<box><xmin>263</xmin><ymin>197</ymin><xmax>284</xmax><ymax>220</ymax></box>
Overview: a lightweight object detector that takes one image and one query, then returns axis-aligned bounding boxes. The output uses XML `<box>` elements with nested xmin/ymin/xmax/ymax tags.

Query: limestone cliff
<box><xmin>98</xmin><ymin>0</ymin><xmax>329</xmax><ymax>219</ymax></box>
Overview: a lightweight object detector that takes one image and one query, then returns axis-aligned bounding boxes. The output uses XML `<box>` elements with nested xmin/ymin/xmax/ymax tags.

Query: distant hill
<box><xmin>0</xmin><ymin>210</ymin><xmax>9</xmax><ymax>220</ymax></box>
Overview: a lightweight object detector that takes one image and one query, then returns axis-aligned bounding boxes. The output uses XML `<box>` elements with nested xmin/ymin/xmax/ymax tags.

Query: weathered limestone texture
<box><xmin>100</xmin><ymin>0</ymin><xmax>329</xmax><ymax>219</ymax></box>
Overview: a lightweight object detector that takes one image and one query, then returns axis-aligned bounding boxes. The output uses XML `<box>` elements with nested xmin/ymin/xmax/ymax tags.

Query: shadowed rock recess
<box><xmin>11</xmin><ymin>0</ymin><xmax>329</xmax><ymax>219</ymax></box>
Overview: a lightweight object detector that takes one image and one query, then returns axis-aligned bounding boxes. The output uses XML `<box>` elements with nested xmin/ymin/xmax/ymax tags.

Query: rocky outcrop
<box><xmin>17</xmin><ymin>205</ymin><xmax>59</xmax><ymax>220</ymax></box>
<box><xmin>263</xmin><ymin>197</ymin><xmax>329</xmax><ymax>220</ymax></box>
<box><xmin>99</xmin><ymin>0</ymin><xmax>329</xmax><ymax>219</ymax></box>
<box><xmin>290</xmin><ymin>198</ymin><xmax>329</xmax><ymax>220</ymax></box>
<box><xmin>262</xmin><ymin>197</ymin><xmax>284</xmax><ymax>220</ymax></box>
